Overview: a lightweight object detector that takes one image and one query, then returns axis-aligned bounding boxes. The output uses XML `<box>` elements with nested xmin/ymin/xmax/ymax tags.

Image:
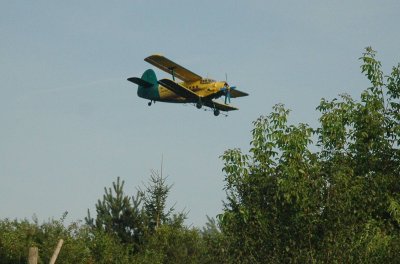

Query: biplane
<box><xmin>127</xmin><ymin>55</ymin><xmax>248</xmax><ymax>116</ymax></box>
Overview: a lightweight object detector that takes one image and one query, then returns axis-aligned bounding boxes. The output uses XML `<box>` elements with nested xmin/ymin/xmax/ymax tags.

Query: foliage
<box><xmin>0</xmin><ymin>171</ymin><xmax>204</xmax><ymax>263</ymax></box>
<box><xmin>219</xmin><ymin>47</ymin><xmax>400</xmax><ymax>263</ymax></box>
<box><xmin>0</xmin><ymin>218</ymin><xmax>39</xmax><ymax>264</ymax></box>
<box><xmin>133</xmin><ymin>225</ymin><xmax>204</xmax><ymax>264</ymax></box>
<box><xmin>139</xmin><ymin>170</ymin><xmax>184</xmax><ymax>231</ymax></box>
<box><xmin>0</xmin><ymin>213</ymin><xmax>133</xmax><ymax>264</ymax></box>
<box><xmin>84</xmin><ymin>170</ymin><xmax>206</xmax><ymax>262</ymax></box>
<box><xmin>85</xmin><ymin>176</ymin><xmax>145</xmax><ymax>253</ymax></box>
<box><xmin>200</xmin><ymin>216</ymin><xmax>231</xmax><ymax>264</ymax></box>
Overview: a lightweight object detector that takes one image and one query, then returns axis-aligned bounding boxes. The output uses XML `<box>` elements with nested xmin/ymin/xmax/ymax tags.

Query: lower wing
<box><xmin>205</xmin><ymin>101</ymin><xmax>238</xmax><ymax>111</ymax></box>
<box><xmin>158</xmin><ymin>79</ymin><xmax>199</xmax><ymax>99</ymax></box>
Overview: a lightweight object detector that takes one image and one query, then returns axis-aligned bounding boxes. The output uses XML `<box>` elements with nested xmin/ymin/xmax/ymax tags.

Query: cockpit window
<box><xmin>200</xmin><ymin>78</ymin><xmax>215</xmax><ymax>84</ymax></box>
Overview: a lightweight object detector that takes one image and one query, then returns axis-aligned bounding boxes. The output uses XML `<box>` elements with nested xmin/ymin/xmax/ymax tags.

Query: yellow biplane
<box><xmin>127</xmin><ymin>55</ymin><xmax>248</xmax><ymax>116</ymax></box>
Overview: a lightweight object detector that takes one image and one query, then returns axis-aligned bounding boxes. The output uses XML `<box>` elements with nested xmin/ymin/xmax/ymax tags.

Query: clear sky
<box><xmin>1</xmin><ymin>0</ymin><xmax>399</xmax><ymax>227</ymax></box>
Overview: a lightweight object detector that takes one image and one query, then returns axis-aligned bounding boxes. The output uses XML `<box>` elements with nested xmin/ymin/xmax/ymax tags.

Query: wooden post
<box><xmin>28</xmin><ymin>247</ymin><xmax>38</xmax><ymax>264</ymax></box>
<box><xmin>49</xmin><ymin>239</ymin><xmax>64</xmax><ymax>264</ymax></box>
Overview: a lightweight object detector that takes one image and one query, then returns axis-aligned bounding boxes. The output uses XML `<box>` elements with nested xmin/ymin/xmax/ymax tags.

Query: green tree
<box><xmin>0</xmin><ymin>214</ymin><xmax>133</xmax><ymax>264</ymax></box>
<box><xmin>134</xmin><ymin>225</ymin><xmax>205</xmax><ymax>264</ymax></box>
<box><xmin>0</xmin><ymin>218</ymin><xmax>39</xmax><ymax>264</ymax></box>
<box><xmin>85</xmin><ymin>170</ymin><xmax>197</xmax><ymax>262</ymax></box>
<box><xmin>220</xmin><ymin>104</ymin><xmax>322</xmax><ymax>263</ymax></box>
<box><xmin>134</xmin><ymin>170</ymin><xmax>205</xmax><ymax>263</ymax></box>
<box><xmin>140</xmin><ymin>170</ymin><xmax>175</xmax><ymax>231</ymax></box>
<box><xmin>200</xmin><ymin>216</ymin><xmax>230</xmax><ymax>264</ymax></box>
<box><xmin>219</xmin><ymin>47</ymin><xmax>400</xmax><ymax>263</ymax></box>
<box><xmin>86</xmin><ymin>177</ymin><xmax>145</xmax><ymax>252</ymax></box>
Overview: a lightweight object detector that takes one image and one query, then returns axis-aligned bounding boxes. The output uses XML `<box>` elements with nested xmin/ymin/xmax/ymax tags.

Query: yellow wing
<box><xmin>145</xmin><ymin>54</ymin><xmax>202</xmax><ymax>82</ymax></box>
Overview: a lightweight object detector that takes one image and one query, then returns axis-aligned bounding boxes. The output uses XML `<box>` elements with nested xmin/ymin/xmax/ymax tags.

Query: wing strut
<box><xmin>170</xmin><ymin>67</ymin><xmax>176</xmax><ymax>81</ymax></box>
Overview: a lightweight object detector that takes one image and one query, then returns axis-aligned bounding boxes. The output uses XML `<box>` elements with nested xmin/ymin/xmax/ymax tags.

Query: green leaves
<box><xmin>139</xmin><ymin>170</ymin><xmax>183</xmax><ymax>231</ymax></box>
<box><xmin>86</xmin><ymin>176</ymin><xmax>145</xmax><ymax>250</ymax></box>
<box><xmin>219</xmin><ymin>48</ymin><xmax>400</xmax><ymax>263</ymax></box>
<box><xmin>360</xmin><ymin>47</ymin><xmax>384</xmax><ymax>89</ymax></box>
<box><xmin>220</xmin><ymin>102</ymin><xmax>323</xmax><ymax>262</ymax></box>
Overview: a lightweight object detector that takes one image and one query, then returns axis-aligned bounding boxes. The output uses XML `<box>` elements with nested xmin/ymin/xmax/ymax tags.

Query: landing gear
<box><xmin>148</xmin><ymin>101</ymin><xmax>152</xmax><ymax>106</ymax></box>
<box><xmin>196</xmin><ymin>101</ymin><xmax>202</xmax><ymax>109</ymax></box>
<box><xmin>213</xmin><ymin>109</ymin><xmax>220</xmax><ymax>116</ymax></box>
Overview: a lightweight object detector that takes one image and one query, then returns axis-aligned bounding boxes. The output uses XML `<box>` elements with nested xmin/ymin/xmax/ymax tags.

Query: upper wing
<box><xmin>230</xmin><ymin>89</ymin><xmax>249</xmax><ymax>98</ymax></box>
<box><xmin>205</xmin><ymin>100</ymin><xmax>239</xmax><ymax>112</ymax></box>
<box><xmin>158</xmin><ymin>78</ymin><xmax>199</xmax><ymax>99</ymax></box>
<box><xmin>145</xmin><ymin>55</ymin><xmax>202</xmax><ymax>82</ymax></box>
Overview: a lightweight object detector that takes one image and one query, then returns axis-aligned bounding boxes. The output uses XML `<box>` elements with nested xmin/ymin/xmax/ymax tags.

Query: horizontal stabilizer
<box><xmin>127</xmin><ymin>77</ymin><xmax>153</xmax><ymax>88</ymax></box>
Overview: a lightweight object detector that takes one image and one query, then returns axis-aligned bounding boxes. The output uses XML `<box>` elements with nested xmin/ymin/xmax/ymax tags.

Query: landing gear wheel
<box><xmin>213</xmin><ymin>109</ymin><xmax>220</xmax><ymax>116</ymax></box>
<box><xmin>148</xmin><ymin>101</ymin><xmax>152</xmax><ymax>106</ymax></box>
<box><xmin>196</xmin><ymin>101</ymin><xmax>202</xmax><ymax>109</ymax></box>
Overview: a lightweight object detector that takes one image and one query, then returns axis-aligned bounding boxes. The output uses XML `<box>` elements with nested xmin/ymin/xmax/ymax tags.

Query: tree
<box><xmin>219</xmin><ymin>47</ymin><xmax>400</xmax><ymax>263</ymax></box>
<box><xmin>133</xmin><ymin>170</ymin><xmax>205</xmax><ymax>264</ymax></box>
<box><xmin>139</xmin><ymin>169</ymin><xmax>178</xmax><ymax>231</ymax></box>
<box><xmin>86</xmin><ymin>176</ymin><xmax>145</xmax><ymax>252</ymax></box>
<box><xmin>0</xmin><ymin>214</ymin><xmax>134</xmax><ymax>264</ymax></box>
<box><xmin>200</xmin><ymin>216</ymin><xmax>230</xmax><ymax>264</ymax></box>
<box><xmin>0</xmin><ymin>170</ymin><xmax>194</xmax><ymax>264</ymax></box>
<box><xmin>85</xmin><ymin>170</ymin><xmax>192</xmax><ymax>261</ymax></box>
<box><xmin>220</xmin><ymin>104</ymin><xmax>322</xmax><ymax>263</ymax></box>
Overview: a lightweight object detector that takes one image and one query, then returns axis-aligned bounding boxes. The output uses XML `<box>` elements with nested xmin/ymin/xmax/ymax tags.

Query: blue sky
<box><xmin>1</xmin><ymin>0</ymin><xmax>399</xmax><ymax>227</ymax></box>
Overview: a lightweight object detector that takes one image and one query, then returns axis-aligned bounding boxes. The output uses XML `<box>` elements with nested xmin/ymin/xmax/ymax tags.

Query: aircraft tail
<box><xmin>127</xmin><ymin>69</ymin><xmax>159</xmax><ymax>100</ymax></box>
